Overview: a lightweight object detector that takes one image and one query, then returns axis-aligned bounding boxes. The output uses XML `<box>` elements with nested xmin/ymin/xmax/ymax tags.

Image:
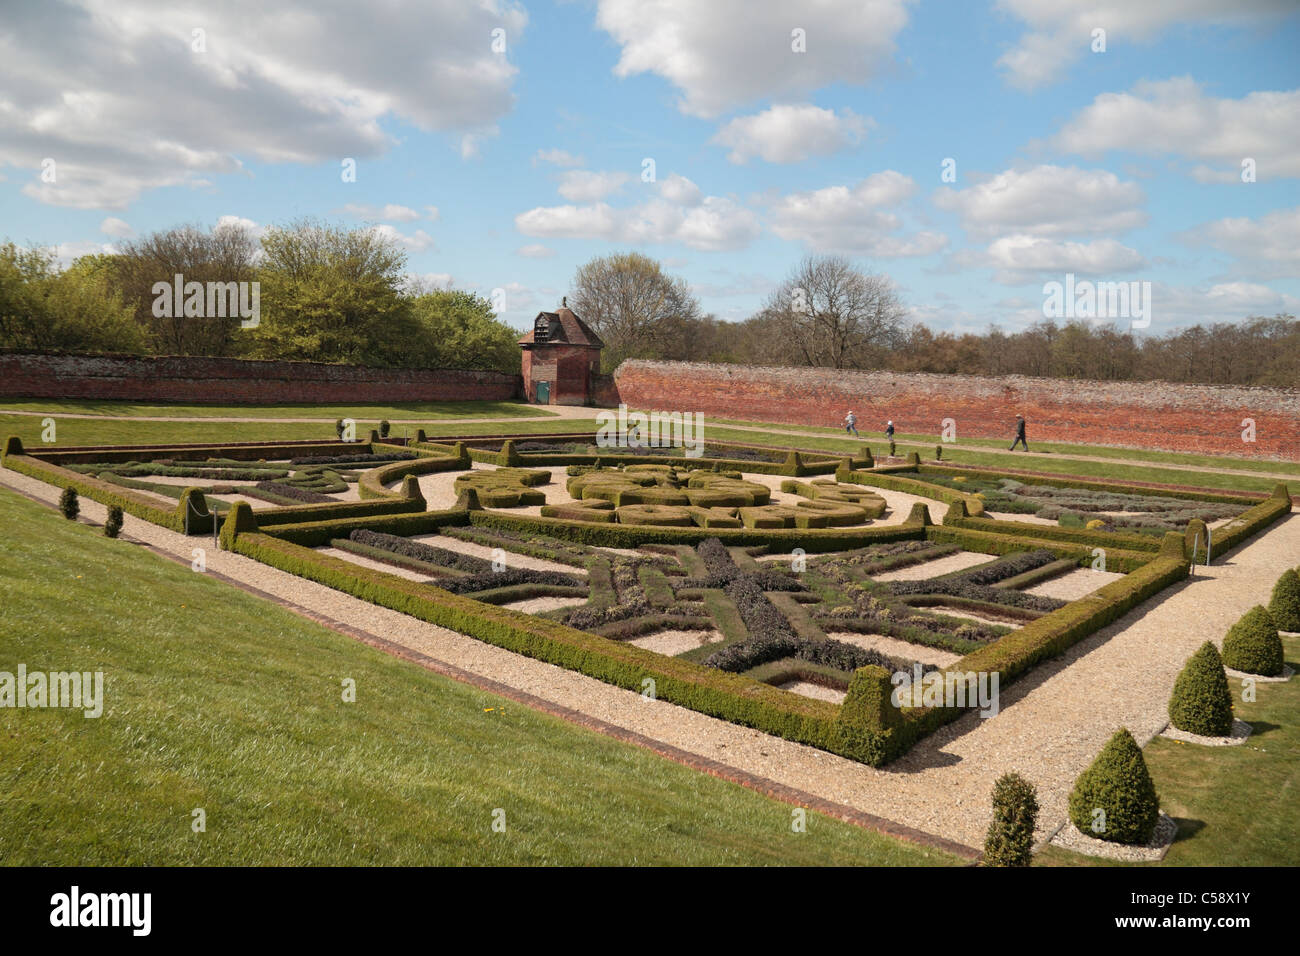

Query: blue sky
<box><xmin>2</xmin><ymin>0</ymin><xmax>1298</xmax><ymax>335</ymax></box>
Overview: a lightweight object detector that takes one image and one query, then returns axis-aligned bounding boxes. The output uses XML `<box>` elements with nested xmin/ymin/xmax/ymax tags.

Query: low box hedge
<box><xmin>2</xmin><ymin>451</ymin><xmax>215</xmax><ymax>533</ymax></box>
<box><xmin>217</xmin><ymin>522</ymin><xmax>908</xmax><ymax>761</ymax></box>
<box><xmin>917</xmin><ymin>462</ymin><xmax>1264</xmax><ymax>507</ymax></box>
<box><xmin>464</xmin><ymin>508</ymin><xmax>928</xmax><ymax>552</ymax></box>
<box><xmin>942</xmin><ymin>499</ymin><xmax>1161</xmax><ymax>554</ymax></box>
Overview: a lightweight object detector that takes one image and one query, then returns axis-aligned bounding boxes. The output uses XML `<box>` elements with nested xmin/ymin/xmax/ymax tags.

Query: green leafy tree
<box><xmin>0</xmin><ymin>244</ymin><xmax>146</xmax><ymax>353</ymax></box>
<box><xmin>406</xmin><ymin>289</ymin><xmax>519</xmax><ymax>372</ymax></box>
<box><xmin>250</xmin><ymin>219</ymin><xmax>420</xmax><ymax>366</ymax></box>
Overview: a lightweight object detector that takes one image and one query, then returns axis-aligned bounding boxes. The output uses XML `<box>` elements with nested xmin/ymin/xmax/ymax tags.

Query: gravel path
<box><xmin>874</xmin><ymin>550</ymin><xmax>994</xmax><ymax>581</ymax></box>
<box><xmin>1025</xmin><ymin>568</ymin><xmax>1126</xmax><ymax>601</ymax></box>
<box><xmin>5</xmin><ymin>463</ymin><xmax>1295</xmax><ymax>852</ymax></box>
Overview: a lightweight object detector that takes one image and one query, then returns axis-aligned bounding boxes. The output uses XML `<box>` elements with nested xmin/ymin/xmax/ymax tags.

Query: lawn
<box><xmin>1037</xmin><ymin>634</ymin><xmax>1300</xmax><ymax>867</ymax></box>
<box><xmin>701</xmin><ymin>414</ymin><xmax>1300</xmax><ymax>475</ymax></box>
<box><xmin>4</xmin><ymin>397</ymin><xmax>1291</xmax><ymax>496</ymax></box>
<box><xmin>0</xmin><ymin>487</ymin><xmax>957</xmax><ymax>866</ymax></box>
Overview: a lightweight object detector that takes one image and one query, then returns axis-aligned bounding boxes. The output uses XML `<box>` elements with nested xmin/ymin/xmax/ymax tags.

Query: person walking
<box><xmin>1009</xmin><ymin>414</ymin><xmax>1028</xmax><ymax>451</ymax></box>
<box><xmin>885</xmin><ymin>420</ymin><xmax>895</xmax><ymax>440</ymax></box>
<box><xmin>844</xmin><ymin>410</ymin><xmax>859</xmax><ymax>437</ymax></box>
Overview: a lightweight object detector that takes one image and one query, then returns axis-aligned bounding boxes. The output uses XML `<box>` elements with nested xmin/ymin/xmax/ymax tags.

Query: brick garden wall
<box><xmin>612</xmin><ymin>360</ymin><xmax>1300</xmax><ymax>461</ymax></box>
<box><xmin>0</xmin><ymin>351</ymin><xmax>522</xmax><ymax>404</ymax></box>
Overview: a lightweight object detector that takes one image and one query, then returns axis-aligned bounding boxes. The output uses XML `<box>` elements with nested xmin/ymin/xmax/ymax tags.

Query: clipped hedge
<box><xmin>918</xmin><ymin>463</ymin><xmax>1262</xmax><ymax>507</ymax></box>
<box><xmin>834</xmin><ymin>466</ymin><xmax>986</xmax><ymax>516</ymax></box>
<box><xmin>953</xmin><ymin>533</ymin><xmax>1189</xmax><ymax>683</ymax></box>
<box><xmin>1199</xmin><ymin>484</ymin><xmax>1292</xmax><ymax>557</ymax></box>
<box><xmin>217</xmin><ymin>523</ymin><xmax>916</xmax><ymax>763</ymax></box>
<box><xmin>982</xmin><ymin>773</ymin><xmax>1038</xmax><ymax>867</ymax></box>
<box><xmin>1267</xmin><ymin>568</ymin><xmax>1300</xmax><ymax>632</ymax></box>
<box><xmin>2</xmin><ymin>452</ymin><xmax>214</xmax><ymax>533</ymax></box>
<box><xmin>1168</xmin><ymin>641</ymin><xmax>1234</xmax><ymax>736</ymax></box>
<box><xmin>1068</xmin><ymin>728</ymin><xmax>1160</xmax><ymax>845</ymax></box>
<box><xmin>464</xmin><ymin>508</ymin><xmax>928</xmax><ymax>552</ymax></box>
<box><xmin>1222</xmin><ymin>605</ymin><xmax>1285</xmax><ymax>677</ymax></box>
<box><xmin>941</xmin><ymin>499</ymin><xmax>1161</xmax><ymax>554</ymax></box>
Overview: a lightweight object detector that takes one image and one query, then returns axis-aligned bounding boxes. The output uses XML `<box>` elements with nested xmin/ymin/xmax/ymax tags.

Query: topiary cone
<box><xmin>1222</xmin><ymin>605</ymin><xmax>1285</xmax><ymax>677</ymax></box>
<box><xmin>1168</xmin><ymin>641</ymin><xmax>1234</xmax><ymax>736</ymax></box>
<box><xmin>1068</xmin><ymin>728</ymin><xmax>1159</xmax><ymax>845</ymax></box>
<box><xmin>983</xmin><ymin>772</ymin><xmax>1038</xmax><ymax>867</ymax></box>
<box><xmin>1268</xmin><ymin>568</ymin><xmax>1300</xmax><ymax>632</ymax></box>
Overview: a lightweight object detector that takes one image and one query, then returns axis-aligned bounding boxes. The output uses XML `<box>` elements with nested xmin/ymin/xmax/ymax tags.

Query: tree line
<box><xmin>0</xmin><ymin>219</ymin><xmax>521</xmax><ymax>373</ymax></box>
<box><xmin>573</xmin><ymin>252</ymin><xmax>1299</xmax><ymax>388</ymax></box>
<box><xmin>3</xmin><ymin>228</ymin><xmax>1296</xmax><ymax>388</ymax></box>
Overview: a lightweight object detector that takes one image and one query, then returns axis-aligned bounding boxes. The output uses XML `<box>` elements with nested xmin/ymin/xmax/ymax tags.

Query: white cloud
<box><xmin>515</xmin><ymin>244</ymin><xmax>555</xmax><ymax>258</ymax></box>
<box><xmin>340</xmin><ymin>203</ymin><xmax>423</xmax><ymax>222</ymax></box>
<box><xmin>983</xmin><ymin>235</ymin><xmax>1147</xmax><ymax>285</ymax></box>
<box><xmin>369</xmin><ymin>224</ymin><xmax>435</xmax><ymax>253</ymax></box>
<box><xmin>533</xmin><ymin>148</ymin><xmax>585</xmax><ymax>167</ymax></box>
<box><xmin>994</xmin><ymin>0</ymin><xmax>1291</xmax><ymax>90</ymax></box>
<box><xmin>1148</xmin><ymin>281</ymin><xmax>1300</xmax><ymax>330</ymax></box>
<box><xmin>712</xmin><ymin>104</ymin><xmax>868</xmax><ymax>164</ymax></box>
<box><xmin>216</xmin><ymin>215</ymin><xmax>267</xmax><ymax>239</ymax></box>
<box><xmin>595</xmin><ymin>0</ymin><xmax>911</xmax><ymax>117</ymax></box>
<box><xmin>658</xmin><ymin>174</ymin><xmax>702</xmax><ymax>206</ymax></box>
<box><xmin>1181</xmin><ymin>206</ymin><xmax>1300</xmax><ymax>279</ymax></box>
<box><xmin>54</xmin><ymin>240</ymin><xmax>118</xmax><ymax>266</ymax></box>
<box><xmin>2</xmin><ymin>0</ymin><xmax>528</xmax><ymax>209</ymax></box>
<box><xmin>557</xmin><ymin>170</ymin><xmax>630</xmax><ymax>202</ymax></box>
<box><xmin>515</xmin><ymin>195</ymin><xmax>760</xmax><ymax>252</ymax></box>
<box><xmin>99</xmin><ymin>216</ymin><xmax>133</xmax><ymax>237</ymax></box>
<box><xmin>933</xmin><ymin>165</ymin><xmax>1147</xmax><ymax>240</ymax></box>
<box><xmin>1051</xmin><ymin>77</ymin><xmax>1300</xmax><ymax>179</ymax></box>
<box><xmin>405</xmin><ymin>272</ymin><xmax>455</xmax><ymax>292</ymax></box>
<box><xmin>767</xmin><ymin>171</ymin><xmax>947</xmax><ymax>256</ymax></box>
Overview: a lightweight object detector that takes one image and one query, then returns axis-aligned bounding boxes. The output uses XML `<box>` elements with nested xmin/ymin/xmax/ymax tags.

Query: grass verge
<box><xmin>0</xmin><ymin>487</ymin><xmax>955</xmax><ymax>866</ymax></box>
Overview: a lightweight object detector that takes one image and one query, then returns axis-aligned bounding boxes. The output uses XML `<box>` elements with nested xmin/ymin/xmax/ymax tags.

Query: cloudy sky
<box><xmin>2</xmin><ymin>0</ymin><xmax>1298</xmax><ymax>334</ymax></box>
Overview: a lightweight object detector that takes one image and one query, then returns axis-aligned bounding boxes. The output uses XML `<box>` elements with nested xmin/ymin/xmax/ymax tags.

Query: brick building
<box><xmin>518</xmin><ymin>302</ymin><xmax>605</xmax><ymax>405</ymax></box>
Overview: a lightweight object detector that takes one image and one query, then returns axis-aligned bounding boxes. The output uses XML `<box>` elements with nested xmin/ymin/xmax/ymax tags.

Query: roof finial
<box><xmin>562</xmin><ymin>295</ymin><xmax>567</xmax><ymax>308</ymax></box>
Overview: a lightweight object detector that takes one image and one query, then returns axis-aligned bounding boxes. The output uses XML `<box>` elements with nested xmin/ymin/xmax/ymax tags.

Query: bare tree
<box><xmin>758</xmin><ymin>255</ymin><xmax>908</xmax><ymax>369</ymax></box>
<box><xmin>114</xmin><ymin>221</ymin><xmax>260</xmax><ymax>355</ymax></box>
<box><xmin>569</xmin><ymin>252</ymin><xmax>701</xmax><ymax>369</ymax></box>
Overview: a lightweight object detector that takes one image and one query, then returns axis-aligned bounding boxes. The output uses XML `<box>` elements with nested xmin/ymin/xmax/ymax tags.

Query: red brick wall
<box><xmin>612</xmin><ymin>360</ymin><xmax>1300</xmax><ymax>461</ymax></box>
<box><xmin>0</xmin><ymin>351</ymin><xmax>521</xmax><ymax>404</ymax></box>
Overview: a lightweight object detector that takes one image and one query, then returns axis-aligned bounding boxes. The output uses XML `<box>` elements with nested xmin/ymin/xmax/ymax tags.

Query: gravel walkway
<box><xmin>4</xmin><ymin>463</ymin><xmax>1295</xmax><ymax>852</ymax></box>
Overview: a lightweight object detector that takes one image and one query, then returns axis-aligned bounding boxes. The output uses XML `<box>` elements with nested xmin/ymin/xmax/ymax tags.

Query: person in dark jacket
<box><xmin>885</xmin><ymin>420</ymin><xmax>895</xmax><ymax>439</ymax></box>
<box><xmin>1009</xmin><ymin>414</ymin><xmax>1028</xmax><ymax>451</ymax></box>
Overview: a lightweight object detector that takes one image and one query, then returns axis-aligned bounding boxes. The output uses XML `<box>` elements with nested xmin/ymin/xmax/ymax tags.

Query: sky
<box><xmin>1</xmin><ymin>0</ymin><xmax>1298</xmax><ymax>337</ymax></box>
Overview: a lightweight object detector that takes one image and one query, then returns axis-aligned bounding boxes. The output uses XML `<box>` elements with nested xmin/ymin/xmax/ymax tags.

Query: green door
<box><xmin>535</xmin><ymin>381</ymin><xmax>550</xmax><ymax>404</ymax></box>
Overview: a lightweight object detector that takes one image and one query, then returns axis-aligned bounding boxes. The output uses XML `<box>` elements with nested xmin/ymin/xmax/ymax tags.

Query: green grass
<box><xmin>1036</xmin><ymin>634</ymin><xmax>1300</xmax><ymax>867</ymax></box>
<box><xmin>0</xmin><ymin>413</ymin><xmax>594</xmax><ymax>448</ymax></box>
<box><xmin>700</xmin><ymin>414</ymin><xmax>1300</xmax><ymax>475</ymax></box>
<box><xmin>0</xmin><ymin>487</ymin><xmax>957</xmax><ymax>866</ymax></box>
<box><xmin>693</xmin><ymin>425</ymin><xmax>1291</xmax><ymax>496</ymax></box>
<box><xmin>0</xmin><ymin>398</ymin><xmax>552</xmax><ymax>421</ymax></box>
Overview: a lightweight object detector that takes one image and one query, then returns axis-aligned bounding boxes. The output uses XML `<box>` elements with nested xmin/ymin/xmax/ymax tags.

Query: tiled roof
<box><xmin>518</xmin><ymin>307</ymin><xmax>604</xmax><ymax>348</ymax></box>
